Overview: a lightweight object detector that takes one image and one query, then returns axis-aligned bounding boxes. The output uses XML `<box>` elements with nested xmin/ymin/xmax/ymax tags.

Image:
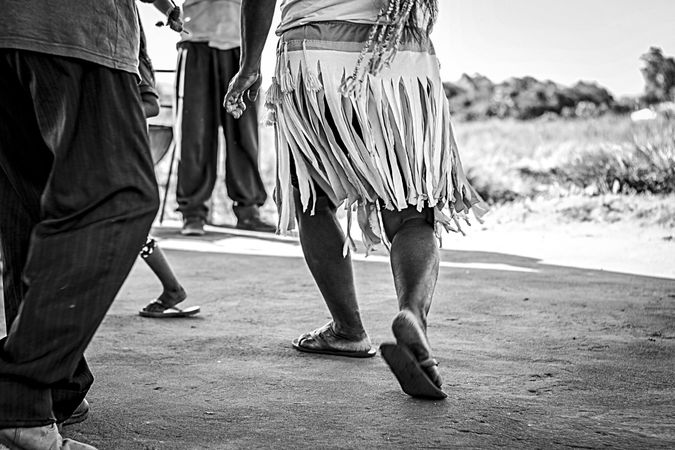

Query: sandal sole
<box><xmin>139</xmin><ymin>306</ymin><xmax>200</xmax><ymax>318</ymax></box>
<box><xmin>380</xmin><ymin>343</ymin><xmax>447</xmax><ymax>400</ymax></box>
<box><xmin>292</xmin><ymin>338</ymin><xmax>377</xmax><ymax>358</ymax></box>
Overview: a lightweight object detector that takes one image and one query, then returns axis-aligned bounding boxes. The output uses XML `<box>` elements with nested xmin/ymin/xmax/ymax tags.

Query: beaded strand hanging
<box><xmin>339</xmin><ymin>0</ymin><xmax>416</xmax><ymax>97</ymax></box>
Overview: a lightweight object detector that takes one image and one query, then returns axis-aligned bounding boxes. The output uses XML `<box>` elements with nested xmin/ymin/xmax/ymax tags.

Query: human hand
<box><xmin>167</xmin><ymin>5</ymin><xmax>185</xmax><ymax>33</ymax></box>
<box><xmin>155</xmin><ymin>4</ymin><xmax>186</xmax><ymax>34</ymax></box>
<box><xmin>142</xmin><ymin>96</ymin><xmax>160</xmax><ymax>118</ymax></box>
<box><xmin>224</xmin><ymin>70</ymin><xmax>262</xmax><ymax>119</ymax></box>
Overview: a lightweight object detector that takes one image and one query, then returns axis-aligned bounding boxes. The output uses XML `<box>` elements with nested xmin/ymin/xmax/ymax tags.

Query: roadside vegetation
<box><xmin>455</xmin><ymin>115</ymin><xmax>675</xmax><ymax>227</ymax></box>
<box><xmin>458</xmin><ymin>115</ymin><xmax>675</xmax><ymax>201</ymax></box>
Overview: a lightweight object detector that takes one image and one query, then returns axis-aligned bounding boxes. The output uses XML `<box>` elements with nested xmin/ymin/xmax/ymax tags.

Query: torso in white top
<box><xmin>277</xmin><ymin>0</ymin><xmax>387</xmax><ymax>35</ymax></box>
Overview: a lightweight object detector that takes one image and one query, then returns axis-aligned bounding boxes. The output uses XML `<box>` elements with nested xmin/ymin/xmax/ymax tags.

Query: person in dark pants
<box><xmin>0</xmin><ymin>2</ymin><xmax>159</xmax><ymax>448</ymax></box>
<box><xmin>172</xmin><ymin>0</ymin><xmax>275</xmax><ymax>235</ymax></box>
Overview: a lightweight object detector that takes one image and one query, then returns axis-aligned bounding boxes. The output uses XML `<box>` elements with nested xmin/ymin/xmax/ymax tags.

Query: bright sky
<box><xmin>139</xmin><ymin>0</ymin><xmax>675</xmax><ymax>96</ymax></box>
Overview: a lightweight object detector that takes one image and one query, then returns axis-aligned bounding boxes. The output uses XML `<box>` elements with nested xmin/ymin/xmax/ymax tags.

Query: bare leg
<box><xmin>294</xmin><ymin>189</ymin><xmax>368</xmax><ymax>341</ymax></box>
<box><xmin>383</xmin><ymin>207</ymin><xmax>439</xmax><ymax>327</ymax></box>
<box><xmin>382</xmin><ymin>206</ymin><xmax>442</xmax><ymax>386</ymax></box>
<box><xmin>141</xmin><ymin>238</ymin><xmax>187</xmax><ymax>307</ymax></box>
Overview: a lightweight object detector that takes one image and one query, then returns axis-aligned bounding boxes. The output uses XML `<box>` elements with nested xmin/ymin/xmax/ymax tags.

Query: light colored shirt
<box><xmin>277</xmin><ymin>0</ymin><xmax>387</xmax><ymax>34</ymax></box>
<box><xmin>0</xmin><ymin>0</ymin><xmax>140</xmax><ymax>74</ymax></box>
<box><xmin>180</xmin><ymin>0</ymin><xmax>241</xmax><ymax>50</ymax></box>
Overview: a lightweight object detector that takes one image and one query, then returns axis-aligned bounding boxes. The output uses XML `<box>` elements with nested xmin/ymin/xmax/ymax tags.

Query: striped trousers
<box><xmin>0</xmin><ymin>50</ymin><xmax>159</xmax><ymax>427</ymax></box>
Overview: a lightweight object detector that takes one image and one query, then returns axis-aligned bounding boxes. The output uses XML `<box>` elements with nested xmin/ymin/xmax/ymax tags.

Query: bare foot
<box><xmin>391</xmin><ymin>310</ymin><xmax>443</xmax><ymax>387</ymax></box>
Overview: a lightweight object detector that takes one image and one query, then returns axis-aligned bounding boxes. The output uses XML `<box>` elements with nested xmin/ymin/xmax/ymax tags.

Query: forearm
<box><xmin>239</xmin><ymin>0</ymin><xmax>277</xmax><ymax>74</ymax></box>
<box><xmin>152</xmin><ymin>0</ymin><xmax>176</xmax><ymax>16</ymax></box>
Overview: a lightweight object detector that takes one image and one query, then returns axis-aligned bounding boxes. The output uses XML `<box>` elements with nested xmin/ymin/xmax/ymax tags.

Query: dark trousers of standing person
<box><xmin>175</xmin><ymin>42</ymin><xmax>267</xmax><ymax>222</ymax></box>
<box><xmin>0</xmin><ymin>50</ymin><xmax>159</xmax><ymax>427</ymax></box>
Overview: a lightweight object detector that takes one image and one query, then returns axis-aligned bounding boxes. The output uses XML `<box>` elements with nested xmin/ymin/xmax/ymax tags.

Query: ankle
<box><xmin>397</xmin><ymin>308</ymin><xmax>428</xmax><ymax>332</ymax></box>
<box><xmin>331</xmin><ymin>321</ymin><xmax>369</xmax><ymax>341</ymax></box>
<box><xmin>233</xmin><ymin>204</ymin><xmax>260</xmax><ymax>220</ymax></box>
<box><xmin>159</xmin><ymin>286</ymin><xmax>187</xmax><ymax>305</ymax></box>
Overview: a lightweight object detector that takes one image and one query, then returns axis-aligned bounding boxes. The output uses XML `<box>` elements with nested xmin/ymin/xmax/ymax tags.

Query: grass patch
<box><xmin>456</xmin><ymin>116</ymin><xmax>675</xmax><ymax>202</ymax></box>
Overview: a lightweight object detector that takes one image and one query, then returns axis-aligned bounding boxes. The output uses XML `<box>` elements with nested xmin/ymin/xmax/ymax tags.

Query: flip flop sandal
<box><xmin>139</xmin><ymin>300</ymin><xmax>200</xmax><ymax>318</ymax></box>
<box><xmin>292</xmin><ymin>324</ymin><xmax>377</xmax><ymax>358</ymax></box>
<box><xmin>380</xmin><ymin>342</ymin><xmax>447</xmax><ymax>400</ymax></box>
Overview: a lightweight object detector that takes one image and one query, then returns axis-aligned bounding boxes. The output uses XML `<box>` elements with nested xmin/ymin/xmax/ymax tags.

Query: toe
<box><xmin>143</xmin><ymin>301</ymin><xmax>167</xmax><ymax>313</ymax></box>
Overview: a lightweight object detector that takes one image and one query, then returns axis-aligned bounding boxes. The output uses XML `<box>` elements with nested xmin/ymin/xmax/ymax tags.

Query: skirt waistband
<box><xmin>279</xmin><ymin>21</ymin><xmax>435</xmax><ymax>54</ymax></box>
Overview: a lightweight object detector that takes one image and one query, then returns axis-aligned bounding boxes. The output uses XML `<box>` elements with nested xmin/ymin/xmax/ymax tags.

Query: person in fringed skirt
<box><xmin>225</xmin><ymin>0</ymin><xmax>488</xmax><ymax>399</ymax></box>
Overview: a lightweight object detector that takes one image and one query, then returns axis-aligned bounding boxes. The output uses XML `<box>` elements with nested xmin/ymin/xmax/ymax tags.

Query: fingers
<box><xmin>224</xmin><ymin>94</ymin><xmax>247</xmax><ymax>119</ymax></box>
<box><xmin>167</xmin><ymin>6</ymin><xmax>185</xmax><ymax>33</ymax></box>
<box><xmin>231</xmin><ymin>100</ymin><xmax>246</xmax><ymax>119</ymax></box>
<box><xmin>168</xmin><ymin>21</ymin><xmax>184</xmax><ymax>33</ymax></box>
<box><xmin>224</xmin><ymin>72</ymin><xmax>261</xmax><ymax>118</ymax></box>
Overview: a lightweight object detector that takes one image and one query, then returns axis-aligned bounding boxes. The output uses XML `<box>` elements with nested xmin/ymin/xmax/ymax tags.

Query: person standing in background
<box><xmin>171</xmin><ymin>0</ymin><xmax>275</xmax><ymax>235</ymax></box>
<box><xmin>0</xmin><ymin>1</ymin><xmax>159</xmax><ymax>448</ymax></box>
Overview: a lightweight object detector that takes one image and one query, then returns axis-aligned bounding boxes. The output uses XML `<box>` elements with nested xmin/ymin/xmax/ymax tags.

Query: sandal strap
<box><xmin>299</xmin><ymin>323</ymin><xmax>334</xmax><ymax>345</ymax></box>
<box><xmin>144</xmin><ymin>300</ymin><xmax>180</xmax><ymax>313</ymax></box>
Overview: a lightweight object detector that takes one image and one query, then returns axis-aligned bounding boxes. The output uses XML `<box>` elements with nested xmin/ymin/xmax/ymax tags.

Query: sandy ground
<box><xmin>1</xmin><ymin>221</ymin><xmax>674</xmax><ymax>449</ymax></box>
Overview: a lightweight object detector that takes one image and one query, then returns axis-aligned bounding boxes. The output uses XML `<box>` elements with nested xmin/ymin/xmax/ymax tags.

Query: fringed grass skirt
<box><xmin>267</xmin><ymin>21</ymin><xmax>488</xmax><ymax>253</ymax></box>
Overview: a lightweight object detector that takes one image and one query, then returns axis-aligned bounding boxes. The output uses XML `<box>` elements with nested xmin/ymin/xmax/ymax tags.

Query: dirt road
<box><xmin>2</xmin><ymin>224</ymin><xmax>674</xmax><ymax>449</ymax></box>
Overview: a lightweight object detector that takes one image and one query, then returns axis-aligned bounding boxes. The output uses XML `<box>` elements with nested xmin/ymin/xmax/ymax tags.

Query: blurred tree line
<box><xmin>640</xmin><ymin>47</ymin><xmax>675</xmax><ymax>105</ymax></box>
<box><xmin>444</xmin><ymin>47</ymin><xmax>675</xmax><ymax>121</ymax></box>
